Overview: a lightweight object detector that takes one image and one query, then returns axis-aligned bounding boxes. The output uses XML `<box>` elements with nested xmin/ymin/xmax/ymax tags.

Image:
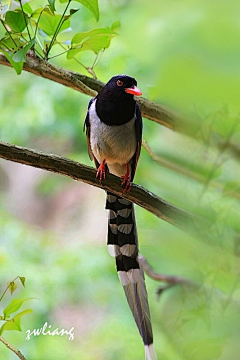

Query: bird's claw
<box><xmin>96</xmin><ymin>161</ymin><xmax>106</xmax><ymax>182</ymax></box>
<box><xmin>121</xmin><ymin>174</ymin><xmax>131</xmax><ymax>192</ymax></box>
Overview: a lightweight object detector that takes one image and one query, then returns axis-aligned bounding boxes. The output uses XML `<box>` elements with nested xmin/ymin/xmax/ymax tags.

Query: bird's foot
<box><xmin>96</xmin><ymin>160</ymin><xmax>106</xmax><ymax>182</ymax></box>
<box><xmin>121</xmin><ymin>173</ymin><xmax>131</xmax><ymax>192</ymax></box>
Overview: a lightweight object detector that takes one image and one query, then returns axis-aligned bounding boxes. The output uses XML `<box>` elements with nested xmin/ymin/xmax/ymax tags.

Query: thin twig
<box><xmin>73</xmin><ymin>55</ymin><xmax>91</xmax><ymax>73</ymax></box>
<box><xmin>0</xmin><ymin>335</ymin><xmax>27</xmax><ymax>360</ymax></box>
<box><xmin>19</xmin><ymin>0</ymin><xmax>31</xmax><ymax>41</ymax></box>
<box><xmin>28</xmin><ymin>14</ymin><xmax>44</xmax><ymax>55</ymax></box>
<box><xmin>46</xmin><ymin>0</ymin><xmax>71</xmax><ymax>59</ymax></box>
<box><xmin>58</xmin><ymin>43</ymin><xmax>91</xmax><ymax>75</ymax></box>
<box><xmin>0</xmin><ymin>276</ymin><xmax>22</xmax><ymax>302</ymax></box>
<box><xmin>142</xmin><ymin>139</ymin><xmax>206</xmax><ymax>183</ymax></box>
<box><xmin>137</xmin><ymin>255</ymin><xmax>191</xmax><ymax>285</ymax></box>
<box><xmin>0</xmin><ymin>44</ymin><xmax>11</xmax><ymax>52</ymax></box>
<box><xmin>48</xmin><ymin>48</ymin><xmax>70</xmax><ymax>59</ymax></box>
<box><xmin>33</xmin><ymin>8</ymin><xmax>45</xmax><ymax>54</ymax></box>
<box><xmin>0</xmin><ymin>20</ymin><xmax>17</xmax><ymax>47</ymax></box>
<box><xmin>142</xmin><ymin>139</ymin><xmax>232</xmax><ymax>197</ymax></box>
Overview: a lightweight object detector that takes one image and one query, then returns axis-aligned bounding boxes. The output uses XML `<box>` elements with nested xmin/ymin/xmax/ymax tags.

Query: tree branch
<box><xmin>137</xmin><ymin>255</ymin><xmax>192</xmax><ymax>285</ymax></box>
<box><xmin>1</xmin><ymin>50</ymin><xmax>239</xmax><ymax>154</ymax></box>
<box><xmin>0</xmin><ymin>51</ymin><xmax>176</xmax><ymax>130</ymax></box>
<box><xmin>0</xmin><ymin>140</ymin><xmax>203</xmax><ymax>234</ymax></box>
<box><xmin>0</xmin><ymin>335</ymin><xmax>27</xmax><ymax>360</ymax></box>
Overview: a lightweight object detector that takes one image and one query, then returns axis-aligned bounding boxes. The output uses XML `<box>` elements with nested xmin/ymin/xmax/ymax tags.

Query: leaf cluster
<box><xmin>0</xmin><ymin>0</ymin><xmax>117</xmax><ymax>74</ymax></box>
<box><xmin>0</xmin><ymin>276</ymin><xmax>32</xmax><ymax>335</ymax></box>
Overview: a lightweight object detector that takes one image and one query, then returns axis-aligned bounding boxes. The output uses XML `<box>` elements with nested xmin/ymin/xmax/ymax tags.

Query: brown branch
<box><xmin>137</xmin><ymin>255</ymin><xmax>192</xmax><ymax>285</ymax></box>
<box><xmin>0</xmin><ymin>335</ymin><xmax>27</xmax><ymax>360</ymax></box>
<box><xmin>1</xmin><ymin>50</ymin><xmax>239</xmax><ymax>153</ymax></box>
<box><xmin>138</xmin><ymin>254</ymin><xmax>240</xmax><ymax>306</ymax></box>
<box><xmin>0</xmin><ymin>140</ymin><xmax>204</xmax><ymax>234</ymax></box>
<box><xmin>0</xmin><ymin>51</ymin><xmax>176</xmax><ymax>130</ymax></box>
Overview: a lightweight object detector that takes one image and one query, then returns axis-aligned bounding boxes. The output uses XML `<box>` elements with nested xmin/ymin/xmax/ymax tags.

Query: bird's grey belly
<box><xmin>90</xmin><ymin>118</ymin><xmax>136</xmax><ymax>163</ymax></box>
<box><xmin>89</xmin><ymin>112</ymin><xmax>137</xmax><ymax>176</ymax></box>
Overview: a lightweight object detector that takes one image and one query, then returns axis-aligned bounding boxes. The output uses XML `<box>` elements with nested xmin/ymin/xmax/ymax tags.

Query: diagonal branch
<box><xmin>1</xmin><ymin>50</ymin><xmax>239</xmax><ymax>156</ymax></box>
<box><xmin>0</xmin><ymin>140</ymin><xmax>204</xmax><ymax>234</ymax></box>
<box><xmin>0</xmin><ymin>335</ymin><xmax>27</xmax><ymax>360</ymax></box>
<box><xmin>0</xmin><ymin>51</ymin><xmax>176</xmax><ymax>130</ymax></box>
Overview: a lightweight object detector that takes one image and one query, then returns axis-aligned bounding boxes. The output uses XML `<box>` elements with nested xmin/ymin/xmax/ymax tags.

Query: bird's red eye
<box><xmin>117</xmin><ymin>80</ymin><xmax>123</xmax><ymax>86</ymax></box>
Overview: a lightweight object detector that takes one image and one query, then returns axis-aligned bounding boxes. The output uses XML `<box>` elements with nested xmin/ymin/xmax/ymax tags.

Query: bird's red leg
<box><xmin>96</xmin><ymin>160</ymin><xmax>106</xmax><ymax>182</ymax></box>
<box><xmin>121</xmin><ymin>163</ymin><xmax>131</xmax><ymax>192</ymax></box>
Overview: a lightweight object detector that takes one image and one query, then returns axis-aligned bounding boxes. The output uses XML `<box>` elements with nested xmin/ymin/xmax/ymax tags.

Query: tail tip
<box><xmin>145</xmin><ymin>344</ymin><xmax>157</xmax><ymax>360</ymax></box>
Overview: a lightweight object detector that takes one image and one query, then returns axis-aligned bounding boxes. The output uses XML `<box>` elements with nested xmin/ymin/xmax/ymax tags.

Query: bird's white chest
<box><xmin>89</xmin><ymin>100</ymin><xmax>137</xmax><ymax>166</ymax></box>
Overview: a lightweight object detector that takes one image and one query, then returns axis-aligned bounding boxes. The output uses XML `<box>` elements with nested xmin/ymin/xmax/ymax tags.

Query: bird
<box><xmin>84</xmin><ymin>74</ymin><xmax>157</xmax><ymax>360</ymax></box>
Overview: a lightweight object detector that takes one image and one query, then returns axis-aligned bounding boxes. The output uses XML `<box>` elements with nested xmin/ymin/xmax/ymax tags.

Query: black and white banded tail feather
<box><xmin>106</xmin><ymin>191</ymin><xmax>157</xmax><ymax>360</ymax></box>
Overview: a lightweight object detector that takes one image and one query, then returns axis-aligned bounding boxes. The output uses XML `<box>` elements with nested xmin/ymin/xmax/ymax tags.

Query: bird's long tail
<box><xmin>106</xmin><ymin>191</ymin><xmax>157</xmax><ymax>360</ymax></box>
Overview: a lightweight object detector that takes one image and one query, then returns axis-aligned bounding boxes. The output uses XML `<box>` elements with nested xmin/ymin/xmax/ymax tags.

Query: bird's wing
<box><xmin>130</xmin><ymin>102</ymin><xmax>143</xmax><ymax>181</ymax></box>
<box><xmin>83</xmin><ymin>98</ymin><xmax>99</xmax><ymax>168</ymax></box>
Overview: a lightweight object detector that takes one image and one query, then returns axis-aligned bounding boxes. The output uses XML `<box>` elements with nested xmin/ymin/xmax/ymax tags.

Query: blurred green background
<box><xmin>1</xmin><ymin>0</ymin><xmax>240</xmax><ymax>359</ymax></box>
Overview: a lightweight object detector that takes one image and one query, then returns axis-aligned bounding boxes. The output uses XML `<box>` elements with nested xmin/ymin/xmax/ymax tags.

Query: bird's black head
<box><xmin>96</xmin><ymin>74</ymin><xmax>142</xmax><ymax>126</ymax></box>
<box><xmin>103</xmin><ymin>75</ymin><xmax>142</xmax><ymax>97</ymax></box>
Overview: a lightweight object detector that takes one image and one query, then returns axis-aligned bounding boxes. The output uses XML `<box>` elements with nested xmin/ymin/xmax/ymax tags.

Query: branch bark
<box><xmin>0</xmin><ymin>140</ymin><xmax>202</xmax><ymax>234</ymax></box>
<box><xmin>0</xmin><ymin>335</ymin><xmax>27</xmax><ymax>360</ymax></box>
<box><xmin>0</xmin><ymin>51</ymin><xmax>176</xmax><ymax>130</ymax></box>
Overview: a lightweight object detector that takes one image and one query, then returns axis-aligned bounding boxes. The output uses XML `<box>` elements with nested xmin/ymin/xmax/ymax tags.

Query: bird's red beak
<box><xmin>125</xmin><ymin>85</ymin><xmax>142</xmax><ymax>96</ymax></box>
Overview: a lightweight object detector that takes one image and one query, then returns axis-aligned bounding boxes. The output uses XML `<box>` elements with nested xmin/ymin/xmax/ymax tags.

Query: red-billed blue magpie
<box><xmin>84</xmin><ymin>75</ymin><xmax>156</xmax><ymax>360</ymax></box>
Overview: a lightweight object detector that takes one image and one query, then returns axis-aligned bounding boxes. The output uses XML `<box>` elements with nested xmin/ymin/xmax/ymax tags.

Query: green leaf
<box><xmin>60</xmin><ymin>0</ymin><xmax>99</xmax><ymax>21</ymax></box>
<box><xmin>3</xmin><ymin>298</ymin><xmax>32</xmax><ymax>316</ymax></box>
<box><xmin>38</xmin><ymin>12</ymin><xmax>70</xmax><ymax>36</ymax></box>
<box><xmin>111</xmin><ymin>20</ymin><xmax>120</xmax><ymax>32</ymax></box>
<box><xmin>0</xmin><ymin>320</ymin><xmax>19</xmax><ymax>334</ymax></box>
<box><xmin>11</xmin><ymin>61</ymin><xmax>24</xmax><ymax>74</ymax></box>
<box><xmin>72</xmin><ymin>27</ymin><xmax>116</xmax><ymax>45</ymax></box>
<box><xmin>10</xmin><ymin>0</ymin><xmax>32</xmax><ymax>12</ymax></box>
<box><xmin>0</xmin><ymin>309</ymin><xmax>32</xmax><ymax>335</ymax></box>
<box><xmin>31</xmin><ymin>8</ymin><xmax>45</xmax><ymax>19</ymax></box>
<box><xmin>8</xmin><ymin>281</ymin><xmax>17</xmax><ymax>295</ymax></box>
<box><xmin>1</xmin><ymin>50</ymin><xmax>23</xmax><ymax>74</ymax></box>
<box><xmin>19</xmin><ymin>277</ymin><xmax>26</xmax><ymax>287</ymax></box>
<box><xmin>23</xmin><ymin>2</ymin><xmax>33</xmax><ymax>15</ymax></box>
<box><xmin>70</xmin><ymin>8</ymin><xmax>79</xmax><ymax>16</ymax></box>
<box><xmin>12</xmin><ymin>38</ymin><xmax>35</xmax><ymax>62</ymax></box>
<box><xmin>66</xmin><ymin>47</ymin><xmax>80</xmax><ymax>59</ymax></box>
<box><xmin>12</xmin><ymin>309</ymin><xmax>33</xmax><ymax>331</ymax></box>
<box><xmin>77</xmin><ymin>0</ymin><xmax>99</xmax><ymax>21</ymax></box>
<box><xmin>48</xmin><ymin>0</ymin><xmax>56</xmax><ymax>12</ymax></box>
<box><xmin>64</xmin><ymin>8</ymin><xmax>80</xmax><ymax>20</ymax></box>
<box><xmin>0</xmin><ymin>36</ymin><xmax>24</xmax><ymax>50</ymax></box>
<box><xmin>68</xmin><ymin>27</ymin><xmax>116</xmax><ymax>58</ymax></box>
<box><xmin>5</xmin><ymin>11</ymin><xmax>28</xmax><ymax>33</ymax></box>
